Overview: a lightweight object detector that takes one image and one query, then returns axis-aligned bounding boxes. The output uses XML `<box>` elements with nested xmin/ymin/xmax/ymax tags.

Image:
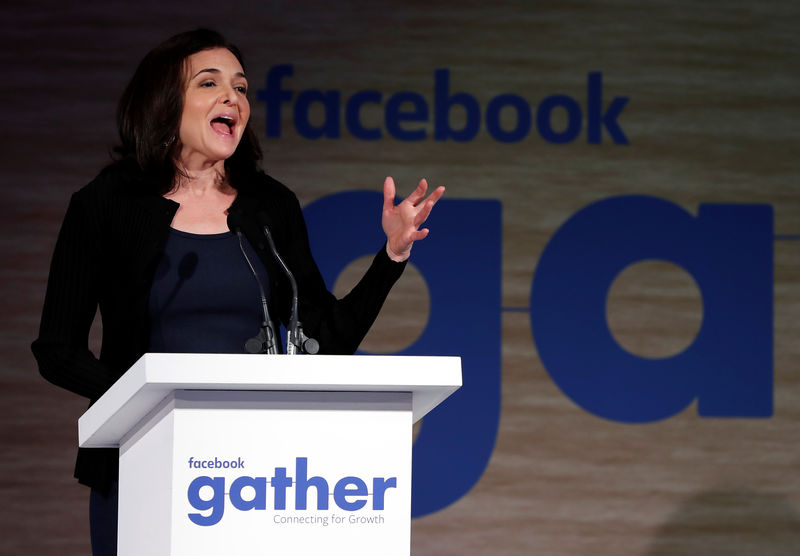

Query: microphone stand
<box><xmin>258</xmin><ymin>217</ymin><xmax>319</xmax><ymax>355</ymax></box>
<box><xmin>227</xmin><ymin>212</ymin><xmax>278</xmax><ymax>354</ymax></box>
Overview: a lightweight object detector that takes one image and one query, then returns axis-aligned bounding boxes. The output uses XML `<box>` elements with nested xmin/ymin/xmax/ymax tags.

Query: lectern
<box><xmin>78</xmin><ymin>353</ymin><xmax>461</xmax><ymax>555</ymax></box>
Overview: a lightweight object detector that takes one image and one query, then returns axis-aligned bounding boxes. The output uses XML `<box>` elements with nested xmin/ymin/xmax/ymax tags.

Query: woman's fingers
<box><xmin>404</xmin><ymin>178</ymin><xmax>429</xmax><ymax>206</ymax></box>
<box><xmin>382</xmin><ymin>176</ymin><xmax>397</xmax><ymax>212</ymax></box>
<box><xmin>414</xmin><ymin>186</ymin><xmax>445</xmax><ymax>226</ymax></box>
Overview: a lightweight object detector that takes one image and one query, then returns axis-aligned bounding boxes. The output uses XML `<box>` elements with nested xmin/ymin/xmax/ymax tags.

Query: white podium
<box><xmin>78</xmin><ymin>353</ymin><xmax>461</xmax><ymax>556</ymax></box>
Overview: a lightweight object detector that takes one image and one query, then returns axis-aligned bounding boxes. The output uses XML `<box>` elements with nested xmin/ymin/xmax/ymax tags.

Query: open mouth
<box><xmin>210</xmin><ymin>115</ymin><xmax>236</xmax><ymax>136</ymax></box>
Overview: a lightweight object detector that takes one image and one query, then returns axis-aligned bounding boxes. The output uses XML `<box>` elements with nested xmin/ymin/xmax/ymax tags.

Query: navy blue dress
<box><xmin>147</xmin><ymin>228</ymin><xmax>269</xmax><ymax>353</ymax></box>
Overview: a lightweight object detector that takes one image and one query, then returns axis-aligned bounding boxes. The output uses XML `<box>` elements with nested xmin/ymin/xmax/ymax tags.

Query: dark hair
<box><xmin>115</xmin><ymin>28</ymin><xmax>262</xmax><ymax>193</ymax></box>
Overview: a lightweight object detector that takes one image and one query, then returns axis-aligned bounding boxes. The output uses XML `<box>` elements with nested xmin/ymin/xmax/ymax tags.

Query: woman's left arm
<box><xmin>284</xmin><ymin>177</ymin><xmax>444</xmax><ymax>354</ymax></box>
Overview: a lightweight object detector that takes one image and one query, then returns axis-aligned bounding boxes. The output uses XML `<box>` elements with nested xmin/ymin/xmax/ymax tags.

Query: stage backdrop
<box><xmin>1</xmin><ymin>2</ymin><xmax>798</xmax><ymax>554</ymax></box>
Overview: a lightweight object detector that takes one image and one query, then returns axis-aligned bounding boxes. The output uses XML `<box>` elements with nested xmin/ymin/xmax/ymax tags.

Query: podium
<box><xmin>78</xmin><ymin>353</ymin><xmax>461</xmax><ymax>555</ymax></box>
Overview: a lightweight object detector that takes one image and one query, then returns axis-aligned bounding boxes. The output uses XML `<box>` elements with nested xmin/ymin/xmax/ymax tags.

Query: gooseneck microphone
<box><xmin>257</xmin><ymin>212</ymin><xmax>319</xmax><ymax>355</ymax></box>
<box><xmin>227</xmin><ymin>211</ymin><xmax>278</xmax><ymax>354</ymax></box>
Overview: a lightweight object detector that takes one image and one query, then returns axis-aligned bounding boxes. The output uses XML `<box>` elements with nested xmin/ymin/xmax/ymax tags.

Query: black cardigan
<box><xmin>32</xmin><ymin>160</ymin><xmax>405</xmax><ymax>491</ymax></box>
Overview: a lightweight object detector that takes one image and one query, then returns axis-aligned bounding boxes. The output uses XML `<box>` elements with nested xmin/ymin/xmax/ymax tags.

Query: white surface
<box><xmin>79</xmin><ymin>353</ymin><xmax>461</xmax><ymax>448</ymax></box>
<box><xmin>118</xmin><ymin>399</ymin><xmax>176</xmax><ymax>555</ymax></box>
<box><xmin>117</xmin><ymin>390</ymin><xmax>413</xmax><ymax>555</ymax></box>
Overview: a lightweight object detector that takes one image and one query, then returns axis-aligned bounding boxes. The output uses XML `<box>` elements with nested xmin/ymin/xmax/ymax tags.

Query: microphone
<box><xmin>227</xmin><ymin>210</ymin><xmax>278</xmax><ymax>354</ymax></box>
<box><xmin>257</xmin><ymin>212</ymin><xmax>319</xmax><ymax>355</ymax></box>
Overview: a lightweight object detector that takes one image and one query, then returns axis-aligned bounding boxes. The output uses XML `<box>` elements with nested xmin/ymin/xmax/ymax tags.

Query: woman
<box><xmin>31</xmin><ymin>28</ymin><xmax>443</xmax><ymax>555</ymax></box>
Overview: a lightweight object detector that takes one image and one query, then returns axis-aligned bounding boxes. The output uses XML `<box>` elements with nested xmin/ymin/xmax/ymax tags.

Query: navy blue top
<box><xmin>148</xmin><ymin>228</ymin><xmax>270</xmax><ymax>353</ymax></box>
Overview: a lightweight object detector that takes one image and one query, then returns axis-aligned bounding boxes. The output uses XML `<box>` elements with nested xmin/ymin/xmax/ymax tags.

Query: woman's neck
<box><xmin>171</xmin><ymin>160</ymin><xmax>229</xmax><ymax>196</ymax></box>
<box><xmin>164</xmin><ymin>165</ymin><xmax>237</xmax><ymax>234</ymax></box>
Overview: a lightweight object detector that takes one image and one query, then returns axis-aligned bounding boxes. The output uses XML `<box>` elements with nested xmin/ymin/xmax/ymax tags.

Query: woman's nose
<box><xmin>220</xmin><ymin>86</ymin><xmax>236</xmax><ymax>105</ymax></box>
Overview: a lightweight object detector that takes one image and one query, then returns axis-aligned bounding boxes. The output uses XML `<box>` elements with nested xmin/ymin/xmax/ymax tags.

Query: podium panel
<box><xmin>119</xmin><ymin>391</ymin><xmax>412</xmax><ymax>555</ymax></box>
<box><xmin>79</xmin><ymin>354</ymin><xmax>461</xmax><ymax>556</ymax></box>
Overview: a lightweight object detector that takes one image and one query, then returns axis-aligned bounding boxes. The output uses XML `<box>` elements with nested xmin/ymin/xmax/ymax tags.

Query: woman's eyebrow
<box><xmin>192</xmin><ymin>68</ymin><xmax>247</xmax><ymax>79</ymax></box>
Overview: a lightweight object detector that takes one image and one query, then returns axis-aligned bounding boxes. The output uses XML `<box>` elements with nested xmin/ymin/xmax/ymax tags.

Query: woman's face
<box><xmin>178</xmin><ymin>47</ymin><xmax>250</xmax><ymax>170</ymax></box>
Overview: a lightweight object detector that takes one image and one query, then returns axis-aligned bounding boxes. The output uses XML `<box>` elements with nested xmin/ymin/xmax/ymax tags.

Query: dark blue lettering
<box><xmin>294</xmin><ymin>90</ymin><xmax>341</xmax><ymax>139</ymax></box>
<box><xmin>386</xmin><ymin>91</ymin><xmax>428</xmax><ymax>141</ymax></box>
<box><xmin>486</xmin><ymin>94</ymin><xmax>531</xmax><ymax>143</ymax></box>
<box><xmin>256</xmin><ymin>64</ymin><xmax>294</xmax><ymax>138</ymax></box>
<box><xmin>434</xmin><ymin>69</ymin><xmax>480</xmax><ymax>141</ymax></box>
<box><xmin>531</xmin><ymin>196</ymin><xmax>773</xmax><ymax>422</ymax></box>
<box><xmin>536</xmin><ymin>95</ymin><xmax>582</xmax><ymax>144</ymax></box>
<box><xmin>587</xmin><ymin>71</ymin><xmax>629</xmax><ymax>144</ymax></box>
<box><xmin>345</xmin><ymin>90</ymin><xmax>382</xmax><ymax>140</ymax></box>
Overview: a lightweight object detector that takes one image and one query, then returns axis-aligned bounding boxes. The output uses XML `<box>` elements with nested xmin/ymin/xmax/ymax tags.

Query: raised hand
<box><xmin>382</xmin><ymin>177</ymin><xmax>445</xmax><ymax>262</ymax></box>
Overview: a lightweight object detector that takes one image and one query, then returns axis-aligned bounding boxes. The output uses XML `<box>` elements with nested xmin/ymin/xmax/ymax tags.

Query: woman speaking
<box><xmin>31</xmin><ymin>28</ymin><xmax>443</xmax><ymax>555</ymax></box>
